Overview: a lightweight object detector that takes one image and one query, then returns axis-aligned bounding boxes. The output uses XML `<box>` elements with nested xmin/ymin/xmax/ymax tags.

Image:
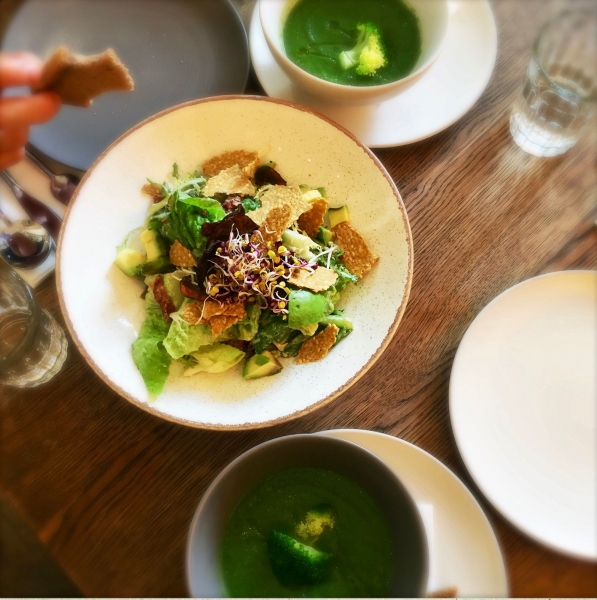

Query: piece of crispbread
<box><xmin>182</xmin><ymin>299</ymin><xmax>246</xmax><ymax>336</ymax></box>
<box><xmin>169</xmin><ymin>240</ymin><xmax>196</xmax><ymax>267</ymax></box>
<box><xmin>259</xmin><ymin>205</ymin><xmax>292</xmax><ymax>243</ymax></box>
<box><xmin>202</xmin><ymin>165</ymin><xmax>255</xmax><ymax>198</ymax></box>
<box><xmin>202</xmin><ymin>150</ymin><xmax>260</xmax><ymax>178</ymax></box>
<box><xmin>332</xmin><ymin>222</ymin><xmax>378</xmax><ymax>279</ymax></box>
<box><xmin>296</xmin><ymin>324</ymin><xmax>339</xmax><ymax>364</ymax></box>
<box><xmin>289</xmin><ymin>267</ymin><xmax>337</xmax><ymax>293</ymax></box>
<box><xmin>298</xmin><ymin>198</ymin><xmax>328</xmax><ymax>237</ymax></box>
<box><xmin>247</xmin><ymin>186</ymin><xmax>310</xmax><ymax>226</ymax></box>
<box><xmin>33</xmin><ymin>46</ymin><xmax>134</xmax><ymax>108</ymax></box>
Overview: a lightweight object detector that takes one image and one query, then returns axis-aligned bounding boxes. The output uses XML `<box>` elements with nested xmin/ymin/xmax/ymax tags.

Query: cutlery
<box><xmin>25</xmin><ymin>148</ymin><xmax>79</xmax><ymax>204</ymax></box>
<box><xmin>0</xmin><ymin>208</ymin><xmax>52</xmax><ymax>269</ymax></box>
<box><xmin>0</xmin><ymin>171</ymin><xmax>62</xmax><ymax>243</ymax></box>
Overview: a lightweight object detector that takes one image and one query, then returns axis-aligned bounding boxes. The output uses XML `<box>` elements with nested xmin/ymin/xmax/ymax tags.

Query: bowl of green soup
<box><xmin>186</xmin><ymin>434</ymin><xmax>428</xmax><ymax>597</ymax></box>
<box><xmin>259</xmin><ymin>0</ymin><xmax>449</xmax><ymax>105</ymax></box>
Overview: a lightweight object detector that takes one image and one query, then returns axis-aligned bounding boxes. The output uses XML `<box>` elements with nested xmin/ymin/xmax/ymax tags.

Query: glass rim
<box><xmin>533</xmin><ymin>9</ymin><xmax>597</xmax><ymax>104</ymax></box>
<box><xmin>0</xmin><ymin>264</ymin><xmax>40</xmax><ymax>370</ymax></box>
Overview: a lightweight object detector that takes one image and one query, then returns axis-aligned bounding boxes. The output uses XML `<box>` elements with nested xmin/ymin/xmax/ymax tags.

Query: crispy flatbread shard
<box><xmin>296</xmin><ymin>324</ymin><xmax>339</xmax><ymax>364</ymax></box>
<box><xmin>151</xmin><ymin>276</ymin><xmax>176</xmax><ymax>323</ymax></box>
<box><xmin>33</xmin><ymin>46</ymin><xmax>134</xmax><ymax>108</ymax></box>
<box><xmin>332</xmin><ymin>222</ymin><xmax>379</xmax><ymax>279</ymax></box>
<box><xmin>297</xmin><ymin>198</ymin><xmax>328</xmax><ymax>237</ymax></box>
<box><xmin>182</xmin><ymin>299</ymin><xmax>246</xmax><ymax>336</ymax></box>
<box><xmin>142</xmin><ymin>182</ymin><xmax>165</xmax><ymax>202</ymax></box>
<box><xmin>169</xmin><ymin>240</ymin><xmax>197</xmax><ymax>267</ymax></box>
<box><xmin>202</xmin><ymin>165</ymin><xmax>255</xmax><ymax>198</ymax></box>
<box><xmin>259</xmin><ymin>205</ymin><xmax>292</xmax><ymax>243</ymax></box>
<box><xmin>202</xmin><ymin>150</ymin><xmax>260</xmax><ymax>178</ymax></box>
<box><xmin>289</xmin><ymin>267</ymin><xmax>338</xmax><ymax>293</ymax></box>
<box><xmin>247</xmin><ymin>186</ymin><xmax>310</xmax><ymax>226</ymax></box>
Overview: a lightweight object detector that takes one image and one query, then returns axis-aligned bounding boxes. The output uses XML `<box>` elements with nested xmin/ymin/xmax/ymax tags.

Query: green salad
<box><xmin>115</xmin><ymin>150</ymin><xmax>378</xmax><ymax>396</ymax></box>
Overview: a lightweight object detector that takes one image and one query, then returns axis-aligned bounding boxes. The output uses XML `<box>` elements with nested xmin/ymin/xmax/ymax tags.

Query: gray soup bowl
<box><xmin>186</xmin><ymin>434</ymin><xmax>428</xmax><ymax>597</ymax></box>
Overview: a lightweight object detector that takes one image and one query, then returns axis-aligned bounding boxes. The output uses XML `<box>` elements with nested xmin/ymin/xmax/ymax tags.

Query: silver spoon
<box><xmin>0</xmin><ymin>209</ymin><xmax>52</xmax><ymax>269</ymax></box>
<box><xmin>0</xmin><ymin>171</ymin><xmax>62</xmax><ymax>243</ymax></box>
<box><xmin>25</xmin><ymin>148</ymin><xmax>79</xmax><ymax>205</ymax></box>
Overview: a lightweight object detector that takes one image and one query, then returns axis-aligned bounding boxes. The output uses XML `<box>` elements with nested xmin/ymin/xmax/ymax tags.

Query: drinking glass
<box><xmin>0</xmin><ymin>263</ymin><xmax>67</xmax><ymax>387</ymax></box>
<box><xmin>510</xmin><ymin>10</ymin><xmax>597</xmax><ymax>157</ymax></box>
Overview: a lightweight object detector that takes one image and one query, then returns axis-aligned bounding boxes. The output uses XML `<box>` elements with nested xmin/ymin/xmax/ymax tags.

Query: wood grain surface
<box><xmin>1</xmin><ymin>0</ymin><xmax>597</xmax><ymax>597</ymax></box>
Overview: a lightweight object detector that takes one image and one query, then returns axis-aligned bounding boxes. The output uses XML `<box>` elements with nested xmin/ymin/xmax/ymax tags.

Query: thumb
<box><xmin>0</xmin><ymin>52</ymin><xmax>43</xmax><ymax>88</ymax></box>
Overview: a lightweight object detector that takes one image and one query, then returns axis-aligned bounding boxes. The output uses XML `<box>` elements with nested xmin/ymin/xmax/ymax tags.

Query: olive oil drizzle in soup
<box><xmin>221</xmin><ymin>467</ymin><xmax>393</xmax><ymax>597</ymax></box>
<box><xmin>283</xmin><ymin>0</ymin><xmax>422</xmax><ymax>86</ymax></box>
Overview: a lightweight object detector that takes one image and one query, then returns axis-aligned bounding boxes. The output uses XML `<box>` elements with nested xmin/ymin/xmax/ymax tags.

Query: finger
<box><xmin>0</xmin><ymin>93</ymin><xmax>61</xmax><ymax>129</ymax></box>
<box><xmin>0</xmin><ymin>127</ymin><xmax>28</xmax><ymax>153</ymax></box>
<box><xmin>0</xmin><ymin>148</ymin><xmax>24</xmax><ymax>171</ymax></box>
<box><xmin>0</xmin><ymin>52</ymin><xmax>43</xmax><ymax>88</ymax></box>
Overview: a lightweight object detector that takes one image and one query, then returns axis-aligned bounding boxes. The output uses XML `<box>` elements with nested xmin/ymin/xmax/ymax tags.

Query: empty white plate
<box><xmin>450</xmin><ymin>271</ymin><xmax>597</xmax><ymax>560</ymax></box>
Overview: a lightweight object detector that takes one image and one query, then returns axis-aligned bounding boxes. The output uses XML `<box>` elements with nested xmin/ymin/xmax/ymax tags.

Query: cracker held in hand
<box><xmin>332</xmin><ymin>222</ymin><xmax>379</xmax><ymax>279</ymax></box>
<box><xmin>296</xmin><ymin>324</ymin><xmax>339</xmax><ymax>364</ymax></box>
<box><xmin>33</xmin><ymin>46</ymin><xmax>134</xmax><ymax>108</ymax></box>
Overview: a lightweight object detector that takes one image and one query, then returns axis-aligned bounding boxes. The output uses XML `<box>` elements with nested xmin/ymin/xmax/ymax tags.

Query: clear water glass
<box><xmin>510</xmin><ymin>10</ymin><xmax>597</xmax><ymax>157</ymax></box>
<box><xmin>0</xmin><ymin>263</ymin><xmax>67</xmax><ymax>387</ymax></box>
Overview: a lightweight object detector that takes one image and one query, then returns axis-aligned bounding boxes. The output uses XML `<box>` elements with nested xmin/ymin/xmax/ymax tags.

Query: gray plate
<box><xmin>2</xmin><ymin>0</ymin><xmax>249</xmax><ymax>171</ymax></box>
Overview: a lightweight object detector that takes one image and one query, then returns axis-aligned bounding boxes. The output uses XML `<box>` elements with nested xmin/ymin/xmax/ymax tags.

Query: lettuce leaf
<box><xmin>252</xmin><ymin>310</ymin><xmax>294</xmax><ymax>354</ymax></box>
<box><xmin>185</xmin><ymin>343</ymin><xmax>245</xmax><ymax>375</ymax></box>
<box><xmin>222</xmin><ymin>304</ymin><xmax>261</xmax><ymax>342</ymax></box>
<box><xmin>241</xmin><ymin>196</ymin><xmax>261</xmax><ymax>212</ymax></box>
<box><xmin>149</xmin><ymin>190</ymin><xmax>226</xmax><ymax>258</ymax></box>
<box><xmin>163</xmin><ymin>318</ymin><xmax>216</xmax><ymax>360</ymax></box>
<box><xmin>318</xmin><ymin>249</ymin><xmax>358</xmax><ymax>293</ymax></box>
<box><xmin>131</xmin><ymin>291</ymin><xmax>172</xmax><ymax>395</ymax></box>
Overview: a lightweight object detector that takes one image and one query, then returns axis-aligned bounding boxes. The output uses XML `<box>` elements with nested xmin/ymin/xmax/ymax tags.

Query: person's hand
<box><xmin>0</xmin><ymin>52</ymin><xmax>61</xmax><ymax>170</ymax></box>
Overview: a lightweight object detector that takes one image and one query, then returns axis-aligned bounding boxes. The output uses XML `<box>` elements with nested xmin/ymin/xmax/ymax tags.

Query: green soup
<box><xmin>283</xmin><ymin>0</ymin><xmax>422</xmax><ymax>86</ymax></box>
<box><xmin>221</xmin><ymin>467</ymin><xmax>393</xmax><ymax>597</ymax></box>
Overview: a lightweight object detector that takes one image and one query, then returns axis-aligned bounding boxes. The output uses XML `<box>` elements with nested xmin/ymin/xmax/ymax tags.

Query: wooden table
<box><xmin>1</xmin><ymin>0</ymin><xmax>596</xmax><ymax>596</ymax></box>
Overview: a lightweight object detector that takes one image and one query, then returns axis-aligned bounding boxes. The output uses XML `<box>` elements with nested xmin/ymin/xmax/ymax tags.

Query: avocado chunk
<box><xmin>185</xmin><ymin>343</ymin><xmax>245</xmax><ymax>375</ymax></box>
<box><xmin>282</xmin><ymin>229</ymin><xmax>316</xmax><ymax>260</ymax></box>
<box><xmin>268</xmin><ymin>531</ymin><xmax>332</xmax><ymax>587</ymax></box>
<box><xmin>320</xmin><ymin>313</ymin><xmax>353</xmax><ymax>330</ymax></box>
<box><xmin>328</xmin><ymin>205</ymin><xmax>350</xmax><ymax>229</ymax></box>
<box><xmin>115</xmin><ymin>248</ymin><xmax>146</xmax><ymax>276</ymax></box>
<box><xmin>139</xmin><ymin>255</ymin><xmax>171</xmax><ymax>275</ymax></box>
<box><xmin>318</xmin><ymin>226</ymin><xmax>334</xmax><ymax>246</ymax></box>
<box><xmin>301</xmin><ymin>188</ymin><xmax>323</xmax><ymax>203</ymax></box>
<box><xmin>243</xmin><ymin>351</ymin><xmax>283</xmax><ymax>379</ymax></box>
<box><xmin>288</xmin><ymin>289</ymin><xmax>332</xmax><ymax>329</ymax></box>
<box><xmin>141</xmin><ymin>229</ymin><xmax>168</xmax><ymax>262</ymax></box>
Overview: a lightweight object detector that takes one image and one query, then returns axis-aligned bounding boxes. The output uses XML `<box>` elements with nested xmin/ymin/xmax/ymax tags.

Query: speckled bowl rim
<box><xmin>56</xmin><ymin>95</ymin><xmax>413</xmax><ymax>431</ymax></box>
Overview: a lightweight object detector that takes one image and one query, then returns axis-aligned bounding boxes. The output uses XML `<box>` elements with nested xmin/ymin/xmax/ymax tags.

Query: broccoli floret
<box><xmin>339</xmin><ymin>23</ymin><xmax>386</xmax><ymax>76</ymax></box>
<box><xmin>296</xmin><ymin>503</ymin><xmax>335</xmax><ymax>541</ymax></box>
<box><xmin>268</xmin><ymin>531</ymin><xmax>332</xmax><ymax>586</ymax></box>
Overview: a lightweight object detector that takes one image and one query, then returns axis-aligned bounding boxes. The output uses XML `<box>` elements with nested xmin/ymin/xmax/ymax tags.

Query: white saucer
<box><xmin>249</xmin><ymin>0</ymin><xmax>497</xmax><ymax>147</ymax></box>
<box><xmin>319</xmin><ymin>429</ymin><xmax>508</xmax><ymax>596</ymax></box>
<box><xmin>450</xmin><ymin>271</ymin><xmax>597</xmax><ymax>560</ymax></box>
